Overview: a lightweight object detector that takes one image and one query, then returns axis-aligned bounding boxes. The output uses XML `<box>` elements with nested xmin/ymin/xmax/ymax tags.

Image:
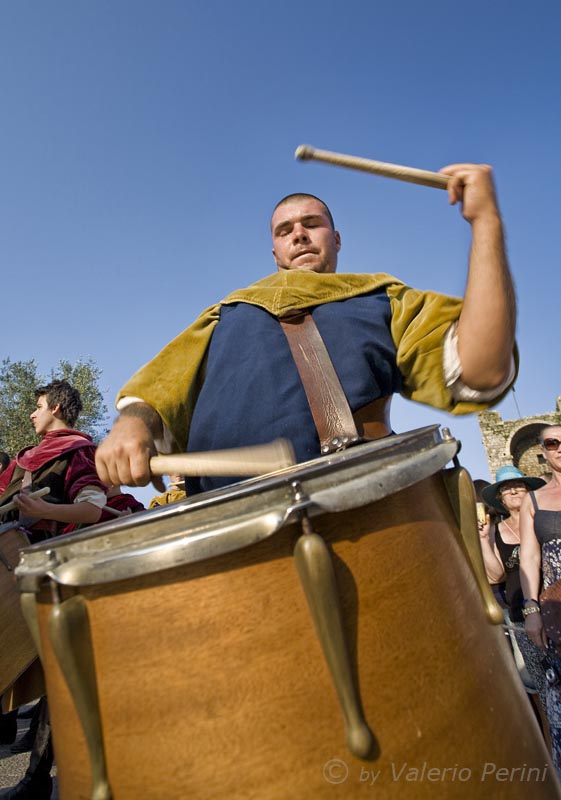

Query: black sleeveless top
<box><xmin>529</xmin><ymin>491</ymin><xmax>561</xmax><ymax>545</ymax></box>
<box><xmin>495</xmin><ymin>525</ymin><xmax>523</xmax><ymax>622</ymax></box>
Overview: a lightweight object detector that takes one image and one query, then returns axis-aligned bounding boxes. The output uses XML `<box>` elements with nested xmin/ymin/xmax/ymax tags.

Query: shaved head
<box><xmin>271</xmin><ymin>193</ymin><xmax>335</xmax><ymax>230</ymax></box>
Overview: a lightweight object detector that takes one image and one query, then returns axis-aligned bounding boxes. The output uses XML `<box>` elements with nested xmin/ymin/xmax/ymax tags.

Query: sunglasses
<box><xmin>542</xmin><ymin>438</ymin><xmax>561</xmax><ymax>452</ymax></box>
<box><xmin>499</xmin><ymin>483</ymin><xmax>528</xmax><ymax>494</ymax></box>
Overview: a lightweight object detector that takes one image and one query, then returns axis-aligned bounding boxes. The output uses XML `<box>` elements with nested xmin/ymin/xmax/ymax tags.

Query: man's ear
<box><xmin>50</xmin><ymin>403</ymin><xmax>62</xmax><ymax>419</ymax></box>
<box><xmin>335</xmin><ymin>231</ymin><xmax>342</xmax><ymax>252</ymax></box>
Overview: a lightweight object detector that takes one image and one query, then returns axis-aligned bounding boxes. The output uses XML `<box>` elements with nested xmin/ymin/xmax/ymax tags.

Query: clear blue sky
<box><xmin>2</xmin><ymin>1</ymin><xmax>560</xmax><ymax>504</ymax></box>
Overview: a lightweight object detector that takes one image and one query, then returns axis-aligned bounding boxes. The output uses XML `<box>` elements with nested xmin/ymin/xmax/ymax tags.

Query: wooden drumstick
<box><xmin>101</xmin><ymin>505</ymin><xmax>129</xmax><ymax>517</ymax></box>
<box><xmin>295</xmin><ymin>144</ymin><xmax>449</xmax><ymax>190</ymax></box>
<box><xmin>150</xmin><ymin>438</ymin><xmax>296</xmax><ymax>478</ymax></box>
<box><xmin>0</xmin><ymin>486</ymin><xmax>50</xmax><ymax>514</ymax></box>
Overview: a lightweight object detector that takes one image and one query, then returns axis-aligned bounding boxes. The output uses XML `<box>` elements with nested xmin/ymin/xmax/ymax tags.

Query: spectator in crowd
<box><xmin>149</xmin><ymin>474</ymin><xmax>186</xmax><ymax>508</ymax></box>
<box><xmin>478</xmin><ymin>468</ymin><xmax>549</xmax><ymax>740</ymax></box>
<box><xmin>520</xmin><ymin>425</ymin><xmax>561</xmax><ymax>778</ymax></box>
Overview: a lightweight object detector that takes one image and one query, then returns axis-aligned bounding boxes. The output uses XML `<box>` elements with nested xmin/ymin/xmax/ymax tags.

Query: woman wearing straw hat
<box><xmin>479</xmin><ymin>466</ymin><xmax>549</xmax><ymax>735</ymax></box>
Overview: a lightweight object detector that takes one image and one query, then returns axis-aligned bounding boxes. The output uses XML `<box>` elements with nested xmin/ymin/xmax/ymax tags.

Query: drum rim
<box><xmin>19</xmin><ymin>424</ymin><xmax>446</xmax><ymax>548</ymax></box>
<box><xmin>16</xmin><ymin>425</ymin><xmax>458</xmax><ymax>590</ymax></box>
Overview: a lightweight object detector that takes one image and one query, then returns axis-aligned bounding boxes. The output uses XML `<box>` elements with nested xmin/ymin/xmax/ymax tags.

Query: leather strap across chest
<box><xmin>279</xmin><ymin>310</ymin><xmax>391</xmax><ymax>453</ymax></box>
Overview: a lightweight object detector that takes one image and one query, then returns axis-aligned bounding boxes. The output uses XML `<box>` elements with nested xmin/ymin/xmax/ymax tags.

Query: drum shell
<box><xmin>33</xmin><ymin>472</ymin><xmax>559</xmax><ymax>799</ymax></box>
<box><xmin>0</xmin><ymin>527</ymin><xmax>36</xmax><ymax>695</ymax></box>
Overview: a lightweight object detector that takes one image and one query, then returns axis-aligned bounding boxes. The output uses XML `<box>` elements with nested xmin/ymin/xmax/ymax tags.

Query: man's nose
<box><xmin>292</xmin><ymin>224</ymin><xmax>310</xmax><ymax>242</ymax></box>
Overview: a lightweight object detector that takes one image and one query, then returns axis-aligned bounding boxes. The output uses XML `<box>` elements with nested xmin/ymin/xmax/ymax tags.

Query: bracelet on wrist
<box><xmin>523</xmin><ymin>598</ymin><xmax>539</xmax><ymax>606</ymax></box>
<box><xmin>522</xmin><ymin>605</ymin><xmax>541</xmax><ymax>618</ymax></box>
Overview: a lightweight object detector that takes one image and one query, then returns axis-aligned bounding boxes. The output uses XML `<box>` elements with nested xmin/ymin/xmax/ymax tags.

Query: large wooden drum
<box><xmin>0</xmin><ymin>523</ymin><xmax>37</xmax><ymax>697</ymax></box>
<box><xmin>15</xmin><ymin>426</ymin><xmax>561</xmax><ymax>799</ymax></box>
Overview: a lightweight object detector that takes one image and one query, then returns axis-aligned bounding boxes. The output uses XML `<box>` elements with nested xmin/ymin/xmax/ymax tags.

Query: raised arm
<box><xmin>519</xmin><ymin>493</ymin><xmax>547</xmax><ymax>648</ymax></box>
<box><xmin>95</xmin><ymin>402</ymin><xmax>165</xmax><ymax>491</ymax></box>
<box><xmin>478</xmin><ymin>516</ymin><xmax>505</xmax><ymax>584</ymax></box>
<box><xmin>440</xmin><ymin>163</ymin><xmax>516</xmax><ymax>391</ymax></box>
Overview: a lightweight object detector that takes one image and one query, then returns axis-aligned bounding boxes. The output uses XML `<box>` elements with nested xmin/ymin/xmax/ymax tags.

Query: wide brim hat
<box><xmin>481</xmin><ymin>465</ymin><xmax>545</xmax><ymax>514</ymax></box>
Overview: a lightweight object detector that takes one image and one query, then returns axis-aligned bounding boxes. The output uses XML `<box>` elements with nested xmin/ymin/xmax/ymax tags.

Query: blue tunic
<box><xmin>186</xmin><ymin>290</ymin><xmax>401</xmax><ymax>493</ymax></box>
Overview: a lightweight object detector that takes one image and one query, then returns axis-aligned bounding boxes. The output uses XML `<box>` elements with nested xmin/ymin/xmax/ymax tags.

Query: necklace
<box><xmin>502</xmin><ymin>520</ymin><xmax>519</xmax><ymax>541</ymax></box>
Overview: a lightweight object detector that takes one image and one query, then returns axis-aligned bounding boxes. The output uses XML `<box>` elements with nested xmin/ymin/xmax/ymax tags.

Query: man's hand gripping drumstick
<box><xmin>95</xmin><ymin>402</ymin><xmax>295</xmax><ymax>491</ymax></box>
<box><xmin>296</xmin><ymin>145</ymin><xmax>516</xmax><ymax>392</ymax></box>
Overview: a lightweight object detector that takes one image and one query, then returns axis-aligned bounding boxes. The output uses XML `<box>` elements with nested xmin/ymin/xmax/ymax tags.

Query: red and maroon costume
<box><xmin>0</xmin><ymin>429</ymin><xmax>106</xmax><ymax>539</ymax></box>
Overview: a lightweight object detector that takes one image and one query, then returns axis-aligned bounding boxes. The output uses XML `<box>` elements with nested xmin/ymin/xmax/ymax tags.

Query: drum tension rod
<box><xmin>441</xmin><ymin>427</ymin><xmax>461</xmax><ymax>468</ymax></box>
<box><xmin>44</xmin><ymin>550</ymin><xmax>63</xmax><ymax>604</ymax></box>
<box><xmin>290</xmin><ymin>481</ymin><xmax>375</xmax><ymax>759</ymax></box>
<box><xmin>288</xmin><ymin>480</ymin><xmax>315</xmax><ymax>522</ymax></box>
<box><xmin>49</xmin><ymin>577</ymin><xmax>62</xmax><ymax>606</ymax></box>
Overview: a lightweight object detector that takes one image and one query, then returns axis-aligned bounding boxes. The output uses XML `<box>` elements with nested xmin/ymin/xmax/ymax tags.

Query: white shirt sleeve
<box><xmin>74</xmin><ymin>486</ymin><xmax>107</xmax><ymax>508</ymax></box>
<box><xmin>116</xmin><ymin>396</ymin><xmax>174</xmax><ymax>454</ymax></box>
<box><xmin>443</xmin><ymin>321</ymin><xmax>515</xmax><ymax>402</ymax></box>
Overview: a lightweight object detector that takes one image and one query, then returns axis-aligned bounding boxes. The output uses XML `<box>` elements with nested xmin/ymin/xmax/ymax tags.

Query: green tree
<box><xmin>0</xmin><ymin>357</ymin><xmax>109</xmax><ymax>456</ymax></box>
<box><xmin>0</xmin><ymin>359</ymin><xmax>40</xmax><ymax>457</ymax></box>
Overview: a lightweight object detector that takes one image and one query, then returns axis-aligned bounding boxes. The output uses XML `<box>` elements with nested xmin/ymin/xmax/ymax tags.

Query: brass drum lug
<box><xmin>293</xmin><ymin>500</ymin><xmax>375</xmax><ymax>759</ymax></box>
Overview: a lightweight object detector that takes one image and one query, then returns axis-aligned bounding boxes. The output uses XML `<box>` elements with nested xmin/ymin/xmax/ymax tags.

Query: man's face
<box><xmin>271</xmin><ymin>197</ymin><xmax>341</xmax><ymax>273</ymax></box>
<box><xmin>30</xmin><ymin>395</ymin><xmax>59</xmax><ymax>437</ymax></box>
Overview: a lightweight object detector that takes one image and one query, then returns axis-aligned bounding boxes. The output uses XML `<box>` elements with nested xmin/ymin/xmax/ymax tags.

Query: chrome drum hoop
<box><xmin>16</xmin><ymin>425</ymin><xmax>457</xmax><ymax>592</ymax></box>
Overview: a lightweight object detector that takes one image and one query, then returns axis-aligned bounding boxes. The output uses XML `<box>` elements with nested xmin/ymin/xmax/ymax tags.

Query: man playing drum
<box><xmin>0</xmin><ymin>380</ymin><xmax>107</xmax><ymax>536</ymax></box>
<box><xmin>96</xmin><ymin>163</ymin><xmax>516</xmax><ymax>494</ymax></box>
<box><xmin>0</xmin><ymin>380</ymin><xmax>107</xmax><ymax>800</ymax></box>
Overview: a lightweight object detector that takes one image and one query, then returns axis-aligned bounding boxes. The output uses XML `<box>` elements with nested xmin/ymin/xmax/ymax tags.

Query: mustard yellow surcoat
<box><xmin>118</xmin><ymin>271</ymin><xmax>515</xmax><ymax>453</ymax></box>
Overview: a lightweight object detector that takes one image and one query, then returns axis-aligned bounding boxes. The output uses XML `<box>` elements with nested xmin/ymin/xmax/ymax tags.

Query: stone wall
<box><xmin>478</xmin><ymin>396</ymin><xmax>561</xmax><ymax>480</ymax></box>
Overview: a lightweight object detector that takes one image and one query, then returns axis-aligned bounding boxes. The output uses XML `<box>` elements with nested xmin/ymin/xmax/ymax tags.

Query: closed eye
<box><xmin>301</xmin><ymin>215</ymin><xmax>322</xmax><ymax>228</ymax></box>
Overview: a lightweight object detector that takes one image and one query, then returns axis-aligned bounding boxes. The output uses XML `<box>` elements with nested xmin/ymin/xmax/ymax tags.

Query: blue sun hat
<box><xmin>481</xmin><ymin>465</ymin><xmax>545</xmax><ymax>514</ymax></box>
